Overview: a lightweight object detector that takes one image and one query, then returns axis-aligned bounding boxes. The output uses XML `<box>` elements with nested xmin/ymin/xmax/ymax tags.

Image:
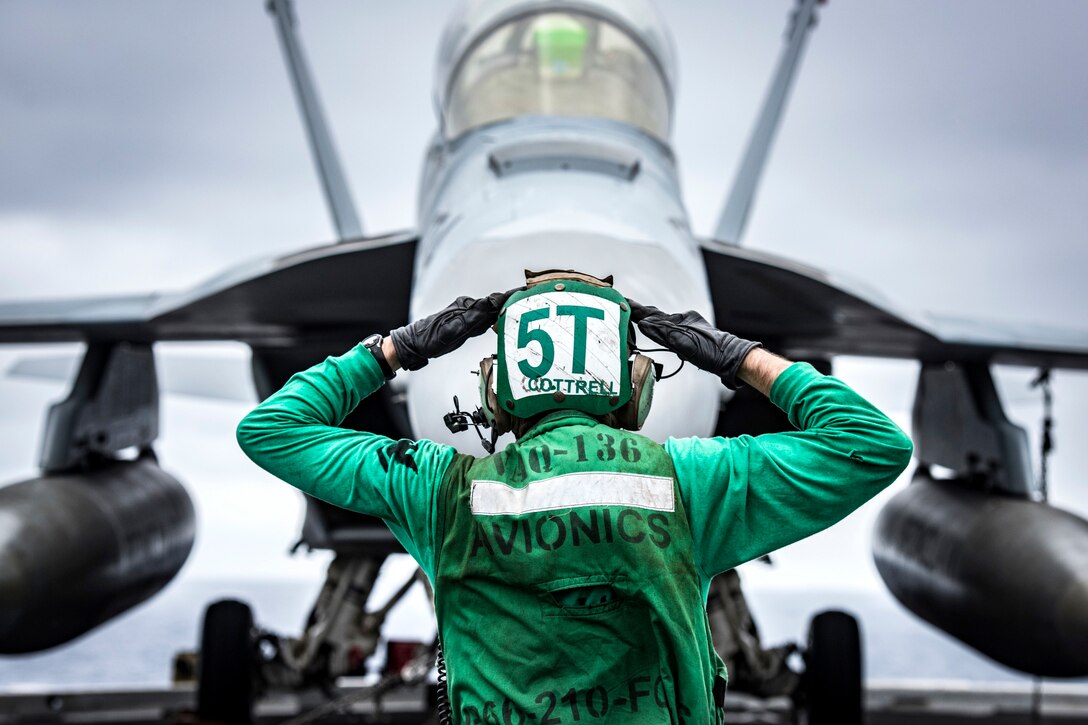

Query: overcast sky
<box><xmin>1</xmin><ymin>0</ymin><xmax>1087</xmax><ymax>685</ymax></box>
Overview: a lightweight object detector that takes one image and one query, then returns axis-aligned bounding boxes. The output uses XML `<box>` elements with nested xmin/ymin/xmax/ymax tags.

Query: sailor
<box><xmin>236</xmin><ymin>270</ymin><xmax>913</xmax><ymax>724</ymax></box>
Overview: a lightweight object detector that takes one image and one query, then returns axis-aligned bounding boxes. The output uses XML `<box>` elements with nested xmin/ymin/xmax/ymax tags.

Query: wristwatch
<box><xmin>362</xmin><ymin>333</ymin><xmax>396</xmax><ymax>381</ymax></box>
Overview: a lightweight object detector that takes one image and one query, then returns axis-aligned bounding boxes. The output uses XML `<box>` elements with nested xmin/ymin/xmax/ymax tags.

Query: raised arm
<box><xmin>236</xmin><ymin>290</ymin><xmax>515</xmax><ymax>578</ymax></box>
<box><xmin>628</xmin><ymin>301</ymin><xmax>913</xmax><ymax>580</ymax></box>
<box><xmin>235</xmin><ymin>342</ymin><xmax>453</xmax><ymax>574</ymax></box>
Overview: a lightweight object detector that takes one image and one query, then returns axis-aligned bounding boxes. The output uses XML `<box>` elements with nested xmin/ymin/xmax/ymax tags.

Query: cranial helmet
<box><xmin>478</xmin><ymin>270</ymin><xmax>657</xmax><ymax>437</ymax></box>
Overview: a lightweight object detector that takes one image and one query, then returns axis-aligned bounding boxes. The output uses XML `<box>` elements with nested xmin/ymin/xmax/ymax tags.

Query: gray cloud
<box><xmin>2</xmin><ymin>1</ymin><xmax>1084</xmax><ymax>317</ymax></box>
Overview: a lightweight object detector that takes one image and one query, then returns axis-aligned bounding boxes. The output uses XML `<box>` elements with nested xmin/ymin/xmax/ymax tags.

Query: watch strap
<box><xmin>365</xmin><ymin>335</ymin><xmax>396</xmax><ymax>381</ymax></box>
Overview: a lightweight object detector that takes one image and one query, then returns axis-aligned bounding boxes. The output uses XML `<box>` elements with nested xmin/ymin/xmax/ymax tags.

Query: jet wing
<box><xmin>702</xmin><ymin>242</ymin><xmax>1088</xmax><ymax>370</ymax></box>
<box><xmin>0</xmin><ymin>232</ymin><xmax>417</xmax><ymax>345</ymax></box>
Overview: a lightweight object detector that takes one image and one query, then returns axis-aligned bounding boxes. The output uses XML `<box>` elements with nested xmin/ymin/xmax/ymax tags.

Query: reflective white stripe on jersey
<box><xmin>470</xmin><ymin>472</ymin><xmax>675</xmax><ymax>516</ymax></box>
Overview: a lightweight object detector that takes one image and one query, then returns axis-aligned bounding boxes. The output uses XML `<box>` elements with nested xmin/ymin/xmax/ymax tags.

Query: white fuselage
<box><xmin>400</xmin><ymin>1</ymin><xmax>720</xmax><ymax>450</ymax></box>
<box><xmin>403</xmin><ymin>116</ymin><xmax>720</xmax><ymax>450</ymax></box>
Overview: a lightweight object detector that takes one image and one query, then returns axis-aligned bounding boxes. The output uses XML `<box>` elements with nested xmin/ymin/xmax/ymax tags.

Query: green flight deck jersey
<box><xmin>237</xmin><ymin>344</ymin><xmax>913</xmax><ymax>724</ymax></box>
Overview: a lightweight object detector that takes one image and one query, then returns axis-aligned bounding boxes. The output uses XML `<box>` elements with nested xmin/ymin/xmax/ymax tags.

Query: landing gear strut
<box><xmin>193</xmin><ymin>555</ymin><xmax>429</xmax><ymax>723</ymax></box>
<box><xmin>707</xmin><ymin>570</ymin><xmax>865</xmax><ymax>723</ymax></box>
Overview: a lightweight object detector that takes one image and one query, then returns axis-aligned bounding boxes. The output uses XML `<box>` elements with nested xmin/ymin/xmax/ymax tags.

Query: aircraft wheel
<box><xmin>803</xmin><ymin>609</ymin><xmax>862</xmax><ymax>725</ymax></box>
<box><xmin>197</xmin><ymin>599</ymin><xmax>257</xmax><ymax>724</ymax></box>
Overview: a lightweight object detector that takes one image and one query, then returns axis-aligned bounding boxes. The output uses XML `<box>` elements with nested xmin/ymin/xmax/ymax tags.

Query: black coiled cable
<box><xmin>436</xmin><ymin>637</ymin><xmax>452</xmax><ymax>725</ymax></box>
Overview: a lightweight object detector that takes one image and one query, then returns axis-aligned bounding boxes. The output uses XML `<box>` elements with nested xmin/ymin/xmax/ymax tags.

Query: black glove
<box><xmin>390</xmin><ymin>290</ymin><xmax>517</xmax><ymax>371</ymax></box>
<box><xmin>627</xmin><ymin>300</ymin><xmax>761</xmax><ymax>390</ymax></box>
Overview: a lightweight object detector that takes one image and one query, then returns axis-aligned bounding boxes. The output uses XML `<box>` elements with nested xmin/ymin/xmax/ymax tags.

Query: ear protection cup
<box><xmin>612</xmin><ymin>353</ymin><xmax>656</xmax><ymax>431</ymax></box>
<box><xmin>478</xmin><ymin>356</ymin><xmax>513</xmax><ymax>436</ymax></box>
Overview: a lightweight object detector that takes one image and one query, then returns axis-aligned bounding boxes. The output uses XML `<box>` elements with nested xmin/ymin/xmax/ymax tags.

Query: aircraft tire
<box><xmin>803</xmin><ymin>609</ymin><xmax>862</xmax><ymax>725</ymax></box>
<box><xmin>197</xmin><ymin>599</ymin><xmax>256</xmax><ymax>725</ymax></box>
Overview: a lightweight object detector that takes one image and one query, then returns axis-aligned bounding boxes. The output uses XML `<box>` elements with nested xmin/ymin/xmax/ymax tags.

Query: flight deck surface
<box><xmin>2</xmin><ymin>681</ymin><xmax>1088</xmax><ymax>724</ymax></box>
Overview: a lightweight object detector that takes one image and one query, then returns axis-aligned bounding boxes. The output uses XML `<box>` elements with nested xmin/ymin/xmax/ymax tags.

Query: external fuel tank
<box><xmin>0</xmin><ymin>456</ymin><xmax>194</xmax><ymax>653</ymax></box>
<box><xmin>873</xmin><ymin>471</ymin><xmax>1088</xmax><ymax>677</ymax></box>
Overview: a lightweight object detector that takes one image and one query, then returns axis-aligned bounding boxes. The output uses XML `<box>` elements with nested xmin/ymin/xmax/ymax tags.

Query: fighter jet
<box><xmin>1</xmin><ymin>0</ymin><xmax>1087</xmax><ymax>723</ymax></box>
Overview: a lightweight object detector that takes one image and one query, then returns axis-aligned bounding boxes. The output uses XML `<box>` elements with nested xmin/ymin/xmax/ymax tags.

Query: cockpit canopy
<box><xmin>435</xmin><ymin>0</ymin><xmax>676</xmax><ymax>141</ymax></box>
